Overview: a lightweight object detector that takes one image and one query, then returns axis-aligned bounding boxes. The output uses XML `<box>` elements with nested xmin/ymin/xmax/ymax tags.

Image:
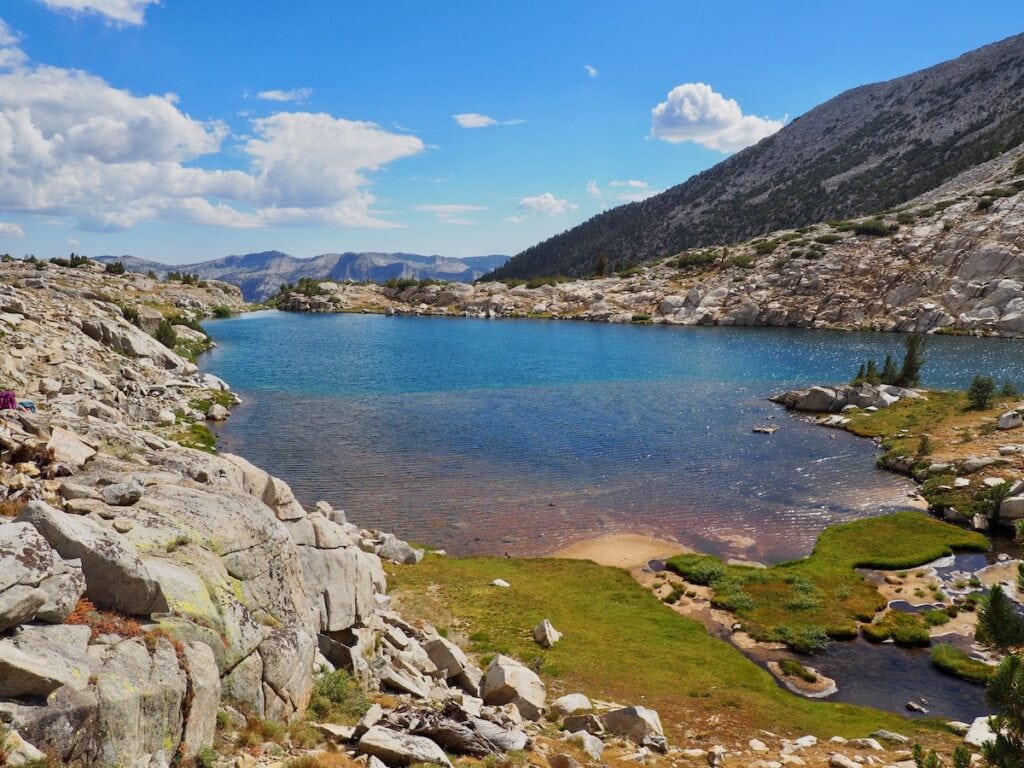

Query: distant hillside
<box><xmin>96</xmin><ymin>251</ymin><xmax>509</xmax><ymax>302</ymax></box>
<box><xmin>489</xmin><ymin>31</ymin><xmax>1024</xmax><ymax>280</ymax></box>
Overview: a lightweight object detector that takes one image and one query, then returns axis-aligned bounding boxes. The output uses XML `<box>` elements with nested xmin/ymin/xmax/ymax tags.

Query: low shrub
<box><xmin>889</xmin><ymin>615</ymin><xmax>931</xmax><ymax>646</ymax></box>
<box><xmin>307</xmin><ymin>670</ymin><xmax>369</xmax><ymax>724</ymax></box>
<box><xmin>853</xmin><ymin>219</ymin><xmax>893</xmax><ymax>237</ymax></box>
<box><xmin>155</xmin><ymin>319</ymin><xmax>177</xmax><ymax>349</ymax></box>
<box><xmin>967</xmin><ymin>375</ymin><xmax>996</xmax><ymax>410</ymax></box>
<box><xmin>779</xmin><ymin>658</ymin><xmax>818</xmax><ymax>683</ymax></box>
<box><xmin>526</xmin><ymin>275</ymin><xmax>570</xmax><ymax>289</ymax></box>
<box><xmin>667</xmin><ymin>555</ymin><xmax>725</xmax><ymax>585</ymax></box>
<box><xmin>195</xmin><ymin>746</ymin><xmax>219</xmax><ymax>768</ymax></box>
<box><xmin>922</xmin><ymin>609</ymin><xmax>950</xmax><ymax>627</ymax></box>
<box><xmin>65</xmin><ymin>598</ymin><xmax>142</xmax><ymax>640</ymax></box>
<box><xmin>662</xmin><ymin>585</ymin><xmax>685</xmax><ymax>604</ymax></box>
<box><xmin>237</xmin><ymin>715</ymin><xmax>286</xmax><ymax>749</ymax></box>
<box><xmin>773</xmin><ymin>625</ymin><xmax>830</xmax><ymax>654</ymax></box>
<box><xmin>676</xmin><ymin>251</ymin><xmax>718</xmax><ymax>269</ymax></box>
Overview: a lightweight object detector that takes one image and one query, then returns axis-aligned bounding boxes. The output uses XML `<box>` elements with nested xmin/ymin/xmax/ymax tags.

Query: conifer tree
<box><xmin>866</xmin><ymin>359</ymin><xmax>879</xmax><ymax>383</ymax></box>
<box><xmin>984</xmin><ymin>654</ymin><xmax>1024</xmax><ymax>768</ymax></box>
<box><xmin>896</xmin><ymin>332</ymin><xmax>926</xmax><ymax>387</ymax></box>
<box><xmin>978</xmin><ymin>584</ymin><xmax>1024</xmax><ymax>653</ymax></box>
<box><xmin>881</xmin><ymin>354</ymin><xmax>898</xmax><ymax>384</ymax></box>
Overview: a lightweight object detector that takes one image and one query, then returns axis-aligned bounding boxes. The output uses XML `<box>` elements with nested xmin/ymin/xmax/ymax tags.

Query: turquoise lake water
<box><xmin>202</xmin><ymin>312</ymin><xmax>1024</xmax><ymax>563</ymax></box>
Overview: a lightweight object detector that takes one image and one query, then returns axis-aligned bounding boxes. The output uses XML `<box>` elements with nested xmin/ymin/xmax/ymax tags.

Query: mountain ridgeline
<box><xmin>97</xmin><ymin>251</ymin><xmax>509</xmax><ymax>302</ymax></box>
<box><xmin>488</xmin><ymin>32</ymin><xmax>1024</xmax><ymax>281</ymax></box>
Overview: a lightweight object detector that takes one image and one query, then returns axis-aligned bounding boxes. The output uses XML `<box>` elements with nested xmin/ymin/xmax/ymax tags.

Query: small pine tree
<box><xmin>594</xmin><ymin>252</ymin><xmax>608</xmax><ymax>277</ymax></box>
<box><xmin>154</xmin><ymin>319</ymin><xmax>177</xmax><ymax>349</ymax></box>
<box><xmin>853</xmin><ymin>362</ymin><xmax>867</xmax><ymax>383</ymax></box>
<box><xmin>896</xmin><ymin>332</ymin><xmax>926</xmax><ymax>387</ymax></box>
<box><xmin>978</xmin><ymin>584</ymin><xmax>1024</xmax><ymax>653</ymax></box>
<box><xmin>952</xmin><ymin>745</ymin><xmax>970</xmax><ymax>768</ymax></box>
<box><xmin>912</xmin><ymin>744</ymin><xmax>941</xmax><ymax>768</ymax></box>
<box><xmin>866</xmin><ymin>359</ymin><xmax>880</xmax><ymax>383</ymax></box>
<box><xmin>968</xmin><ymin>375</ymin><xmax>996</xmax><ymax>410</ymax></box>
<box><xmin>1002</xmin><ymin>381</ymin><xmax>1021</xmax><ymax>398</ymax></box>
<box><xmin>984</xmin><ymin>654</ymin><xmax>1024</xmax><ymax>768</ymax></box>
<box><xmin>880</xmin><ymin>354</ymin><xmax>898</xmax><ymax>384</ymax></box>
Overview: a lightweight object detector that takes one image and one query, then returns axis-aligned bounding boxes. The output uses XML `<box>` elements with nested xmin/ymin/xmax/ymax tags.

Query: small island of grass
<box><xmin>665</xmin><ymin>513</ymin><xmax>988</xmax><ymax>652</ymax></box>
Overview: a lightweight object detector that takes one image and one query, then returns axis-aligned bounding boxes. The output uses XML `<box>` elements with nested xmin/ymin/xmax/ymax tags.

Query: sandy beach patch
<box><xmin>553</xmin><ymin>533</ymin><xmax>689</xmax><ymax>568</ymax></box>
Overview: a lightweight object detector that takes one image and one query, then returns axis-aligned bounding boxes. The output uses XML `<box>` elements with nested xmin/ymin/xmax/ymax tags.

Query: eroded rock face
<box><xmin>0</xmin><ymin>522</ymin><xmax>84</xmax><ymax>630</ymax></box>
<box><xmin>17</xmin><ymin>501</ymin><xmax>167</xmax><ymax>616</ymax></box>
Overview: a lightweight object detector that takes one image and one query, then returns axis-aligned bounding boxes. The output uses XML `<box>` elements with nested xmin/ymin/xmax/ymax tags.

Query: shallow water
<box><xmin>202</xmin><ymin>312</ymin><xmax>1024</xmax><ymax>562</ymax></box>
<box><xmin>811</xmin><ymin>637</ymin><xmax>988</xmax><ymax>721</ymax></box>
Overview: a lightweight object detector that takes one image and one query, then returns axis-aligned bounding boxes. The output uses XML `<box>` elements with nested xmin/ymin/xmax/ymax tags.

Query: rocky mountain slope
<box><xmin>489</xmin><ymin>32</ymin><xmax>1024</xmax><ymax>281</ymax></box>
<box><xmin>278</xmin><ymin>147</ymin><xmax>1024</xmax><ymax>338</ymax></box>
<box><xmin>98</xmin><ymin>251</ymin><xmax>509</xmax><ymax>302</ymax></box>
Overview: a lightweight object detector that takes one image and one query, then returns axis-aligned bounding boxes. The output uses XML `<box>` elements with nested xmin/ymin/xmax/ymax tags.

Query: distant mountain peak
<box><xmin>96</xmin><ymin>251</ymin><xmax>509</xmax><ymax>301</ymax></box>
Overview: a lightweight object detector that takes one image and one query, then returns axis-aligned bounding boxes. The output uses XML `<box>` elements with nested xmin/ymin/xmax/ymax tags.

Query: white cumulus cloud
<box><xmin>256</xmin><ymin>88</ymin><xmax>312</xmax><ymax>103</ymax></box>
<box><xmin>610</xmin><ymin>179</ymin><xmax>647</xmax><ymax>189</ymax></box>
<box><xmin>36</xmin><ymin>0</ymin><xmax>160</xmax><ymax>25</ymax></box>
<box><xmin>0</xmin><ymin>42</ymin><xmax>425</xmax><ymax>231</ymax></box>
<box><xmin>453</xmin><ymin>113</ymin><xmax>497</xmax><ymax>129</ymax></box>
<box><xmin>584</xmin><ymin>64</ymin><xmax>598</xmax><ymax>78</ymax></box>
<box><xmin>0</xmin><ymin>222</ymin><xmax>25</xmax><ymax>238</ymax></box>
<box><xmin>518</xmin><ymin>192</ymin><xmax>577</xmax><ymax>216</ymax></box>
<box><xmin>650</xmin><ymin>82</ymin><xmax>784</xmax><ymax>153</ymax></box>
<box><xmin>452</xmin><ymin>113</ymin><xmax>526</xmax><ymax>129</ymax></box>
<box><xmin>0</xmin><ymin>19</ymin><xmax>27</xmax><ymax>69</ymax></box>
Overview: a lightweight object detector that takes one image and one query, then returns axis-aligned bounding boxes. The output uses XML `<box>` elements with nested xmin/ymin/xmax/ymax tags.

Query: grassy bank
<box><xmin>386</xmin><ymin>553</ymin><xmax>933</xmax><ymax>741</ymax></box>
<box><xmin>666</xmin><ymin>513</ymin><xmax>988</xmax><ymax>651</ymax></box>
<box><xmin>838</xmin><ymin>389</ymin><xmax>1021</xmax><ymax>519</ymax></box>
<box><xmin>930</xmin><ymin>644</ymin><xmax>996</xmax><ymax>684</ymax></box>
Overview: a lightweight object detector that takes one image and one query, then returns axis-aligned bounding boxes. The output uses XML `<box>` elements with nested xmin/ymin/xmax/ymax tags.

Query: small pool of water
<box><xmin>888</xmin><ymin>601</ymin><xmax>946</xmax><ymax>614</ymax></box>
<box><xmin>810</xmin><ymin>638</ymin><xmax>987</xmax><ymax>721</ymax></box>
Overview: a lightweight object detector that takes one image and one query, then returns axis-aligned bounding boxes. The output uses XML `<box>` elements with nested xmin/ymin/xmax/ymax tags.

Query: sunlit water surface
<box><xmin>202</xmin><ymin>312</ymin><xmax>1024</xmax><ymax>563</ymax></box>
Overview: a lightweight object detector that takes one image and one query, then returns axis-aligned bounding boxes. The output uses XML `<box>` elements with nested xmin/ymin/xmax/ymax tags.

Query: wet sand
<box><xmin>552</xmin><ymin>533</ymin><xmax>689</xmax><ymax>568</ymax></box>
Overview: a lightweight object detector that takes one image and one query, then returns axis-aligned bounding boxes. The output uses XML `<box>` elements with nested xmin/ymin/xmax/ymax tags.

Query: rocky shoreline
<box><xmin>273</xmin><ymin>148</ymin><xmax>1024</xmax><ymax>339</ymax></box>
<box><xmin>771</xmin><ymin>382</ymin><xmax>1024</xmax><ymax>531</ymax></box>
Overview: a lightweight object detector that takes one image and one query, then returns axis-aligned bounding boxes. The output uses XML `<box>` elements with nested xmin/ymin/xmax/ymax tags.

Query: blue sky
<box><xmin>0</xmin><ymin>1</ymin><xmax>1021</xmax><ymax>264</ymax></box>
